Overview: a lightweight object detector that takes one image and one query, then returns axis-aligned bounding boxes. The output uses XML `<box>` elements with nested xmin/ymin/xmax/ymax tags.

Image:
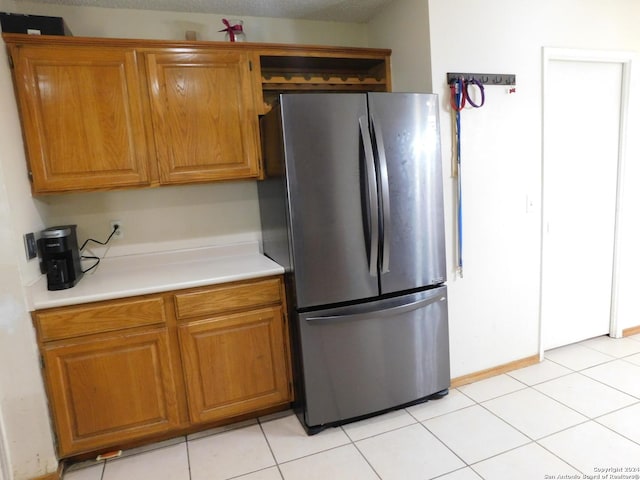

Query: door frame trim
<box><xmin>539</xmin><ymin>47</ymin><xmax>633</xmax><ymax>359</ymax></box>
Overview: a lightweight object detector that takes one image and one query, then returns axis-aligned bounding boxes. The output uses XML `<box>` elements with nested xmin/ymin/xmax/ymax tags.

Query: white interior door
<box><xmin>541</xmin><ymin>51</ymin><xmax>625</xmax><ymax>350</ymax></box>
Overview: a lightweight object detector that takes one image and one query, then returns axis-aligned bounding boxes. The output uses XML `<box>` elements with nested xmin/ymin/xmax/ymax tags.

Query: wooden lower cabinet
<box><xmin>179</xmin><ymin>306</ymin><xmax>291</xmax><ymax>423</ymax></box>
<box><xmin>43</xmin><ymin>328</ymin><xmax>181</xmax><ymax>456</ymax></box>
<box><xmin>33</xmin><ymin>275</ymin><xmax>292</xmax><ymax>458</ymax></box>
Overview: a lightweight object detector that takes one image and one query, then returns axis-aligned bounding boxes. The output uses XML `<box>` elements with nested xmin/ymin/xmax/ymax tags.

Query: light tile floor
<box><xmin>64</xmin><ymin>334</ymin><xmax>640</xmax><ymax>480</ymax></box>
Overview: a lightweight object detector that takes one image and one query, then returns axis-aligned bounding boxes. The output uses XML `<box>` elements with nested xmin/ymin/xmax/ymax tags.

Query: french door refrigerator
<box><xmin>258</xmin><ymin>92</ymin><xmax>450</xmax><ymax>433</ymax></box>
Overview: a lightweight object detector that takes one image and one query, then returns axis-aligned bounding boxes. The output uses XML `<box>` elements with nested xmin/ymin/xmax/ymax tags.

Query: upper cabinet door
<box><xmin>11</xmin><ymin>44</ymin><xmax>151</xmax><ymax>194</ymax></box>
<box><xmin>144</xmin><ymin>50</ymin><xmax>261</xmax><ymax>184</ymax></box>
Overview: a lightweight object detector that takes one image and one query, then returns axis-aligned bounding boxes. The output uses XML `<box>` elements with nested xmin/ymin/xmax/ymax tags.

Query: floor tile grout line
<box><xmin>542</xmin><ymin>355</ymin><xmax>590</xmax><ymax>374</ymax></box>
<box><xmin>255</xmin><ymin>418</ymin><xmax>285</xmax><ymax>479</ymax></box>
<box><xmin>224</xmin><ymin>466</ymin><xmax>282</xmax><ymax>480</ymax></box>
<box><xmin>65</xmin><ymin>336</ymin><xmax>640</xmax><ymax>479</ymax></box>
<box><xmin>591</xmin><ymin>399</ymin><xmax>640</xmax><ymax>423</ymax></box>
<box><xmin>417</xmin><ymin>418</ymin><xmax>471</xmax><ymax>473</ymax></box>
<box><xmin>526</xmin><ymin>382</ymin><xmax>596</xmax><ymax>420</ymax></box>
<box><xmin>544</xmin><ymin>355</ymin><xmax>616</xmax><ymax>373</ymax></box>
<box><xmin>275</xmin><ymin>442</ymin><xmax>350</xmax><ymax>464</ymax></box>
<box><xmin>187</xmin><ymin>419</ymin><xmax>259</xmax><ymax>443</ymax></box>
<box><xmin>342</xmin><ymin>418</ymin><xmax>418</xmax><ymax>443</ymax></box>
<box><xmin>507</xmin><ymin>369</ymin><xmax>577</xmax><ymax>387</ymax></box>
<box><xmin>184</xmin><ymin>435</ymin><xmax>192</xmax><ymax>480</ymax></box>
<box><xmin>403</xmin><ymin>392</ymin><xmax>483</xmax><ymax>428</ymax></box>
<box><xmin>579</xmin><ymin>355</ymin><xmax>640</xmax><ymax>371</ymax></box>
<box><xmin>424</xmin><ymin>403</ymin><xmax>592</xmax><ymax>478</ymax></box>
<box><xmin>530</xmin><ymin>417</ymin><xmax>592</xmax><ymax>444</ymax></box>
<box><xmin>405</xmin><ymin>400</ymin><xmax>550</xmax><ymax>467</ymax></box>
<box><xmin>573</xmin><ymin>348</ymin><xmax>640</xmax><ymax>368</ymax></box>
<box><xmin>429</xmin><ymin>464</ymin><xmax>486</xmax><ymax>480</ymax></box>
<box><xmin>256</xmin><ymin>411</ymin><xmax>463</xmax><ymax>479</ymax></box>
<box><xmin>505</xmin><ymin>356</ymin><xmax>583</xmax><ymax>385</ymax></box>
<box><xmin>459</xmin><ymin>383</ymin><xmax>529</xmax><ymax>404</ymax></box>
<box><xmin>533</xmin><ymin>435</ymin><xmax>588</xmax><ymax>476</ymax></box>
<box><xmin>577</xmin><ymin>344</ymin><xmax>624</xmax><ymax>357</ymax></box>
<box><xmin>465</xmin><ymin>440</ymin><xmax>537</xmax><ymax>471</ymax></box>
<box><xmin>529</xmin><ymin>370</ymin><xmax>639</xmax><ymax>419</ymax></box>
<box><xmin>349</xmin><ymin>436</ymin><xmax>384</xmax><ymax>480</ymax></box>
<box><xmin>574</xmin><ymin>368</ymin><xmax>640</xmax><ymax>401</ymax></box>
<box><xmin>621</xmin><ymin>356</ymin><xmax>640</xmax><ymax>367</ymax></box>
<box><xmin>577</xmin><ymin>338</ymin><xmax>640</xmax><ymax>357</ymax></box>
<box><xmin>195</xmin><ymin>412</ymin><xmax>360</xmax><ymax>474</ymax></box>
<box><xmin>418</xmin><ymin>403</ymin><xmax>480</xmax><ymax>425</ymax></box>
<box><xmin>466</xmin><ymin>387</ymin><xmax>619</xmax><ymax>471</ymax></box>
<box><xmin>474</xmin><ymin>398</ymin><xmax>539</xmax><ymax>444</ymax></box>
<box><xmin>460</xmin><ymin>428</ymin><xmax>589</xmax><ymax>477</ymax></box>
<box><xmin>186</xmin><ymin>423</ymin><xmax>281</xmax><ymax>480</ymax></box>
<box><xmin>592</xmin><ymin>414</ymin><xmax>640</xmax><ymax>449</ymax></box>
<box><xmin>454</xmin><ymin>386</ymin><xmax>482</xmax><ymax>404</ymax></box>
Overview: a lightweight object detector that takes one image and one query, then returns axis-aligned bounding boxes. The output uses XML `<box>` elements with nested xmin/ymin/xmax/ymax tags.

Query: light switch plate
<box><xmin>24</xmin><ymin>232</ymin><xmax>37</xmax><ymax>260</ymax></box>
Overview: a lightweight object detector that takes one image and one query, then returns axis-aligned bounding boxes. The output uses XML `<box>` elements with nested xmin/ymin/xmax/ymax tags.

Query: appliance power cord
<box><xmin>79</xmin><ymin>224</ymin><xmax>119</xmax><ymax>273</ymax></box>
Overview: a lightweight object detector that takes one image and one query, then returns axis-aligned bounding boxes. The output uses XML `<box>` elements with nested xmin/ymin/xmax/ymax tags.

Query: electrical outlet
<box><xmin>24</xmin><ymin>232</ymin><xmax>37</xmax><ymax>260</ymax></box>
<box><xmin>110</xmin><ymin>220</ymin><xmax>124</xmax><ymax>240</ymax></box>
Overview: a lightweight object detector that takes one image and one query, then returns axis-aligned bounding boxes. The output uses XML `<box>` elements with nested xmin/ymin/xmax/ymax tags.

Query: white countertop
<box><xmin>28</xmin><ymin>242</ymin><xmax>284</xmax><ymax>310</ymax></box>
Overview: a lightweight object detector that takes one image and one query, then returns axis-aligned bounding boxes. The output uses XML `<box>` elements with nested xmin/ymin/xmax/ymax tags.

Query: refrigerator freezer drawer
<box><xmin>297</xmin><ymin>286</ymin><xmax>450</xmax><ymax>429</ymax></box>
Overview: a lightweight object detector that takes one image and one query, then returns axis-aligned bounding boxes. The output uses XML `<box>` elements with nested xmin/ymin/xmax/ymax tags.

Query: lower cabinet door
<box><xmin>179</xmin><ymin>306</ymin><xmax>291</xmax><ymax>424</ymax></box>
<box><xmin>43</xmin><ymin>327</ymin><xmax>181</xmax><ymax>457</ymax></box>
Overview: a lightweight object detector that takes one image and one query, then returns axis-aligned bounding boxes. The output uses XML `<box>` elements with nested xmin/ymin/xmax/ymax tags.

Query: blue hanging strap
<box><xmin>449</xmin><ymin>76</ymin><xmax>487</xmax><ymax>278</ymax></box>
<box><xmin>450</xmin><ymin>78</ymin><xmax>464</xmax><ymax>277</ymax></box>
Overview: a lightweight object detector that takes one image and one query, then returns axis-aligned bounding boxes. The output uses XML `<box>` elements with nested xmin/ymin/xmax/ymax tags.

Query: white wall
<box><xmin>367</xmin><ymin>0</ymin><xmax>431</xmax><ymax>92</ymax></box>
<box><xmin>0</xmin><ymin>2</ymin><xmax>59</xmax><ymax>479</ymax></box>
<box><xmin>0</xmin><ymin>4</ymin><xmax>369</xmax><ymax>478</ymax></box>
<box><xmin>428</xmin><ymin>0</ymin><xmax>543</xmax><ymax>377</ymax></box>
<box><xmin>13</xmin><ymin>1</ymin><xmax>369</xmax><ymax>44</ymax></box>
<box><xmin>4</xmin><ymin>0</ymin><xmax>640</xmax><ymax>476</ymax></box>
<box><xmin>9</xmin><ymin>1</ymin><xmax>371</xmax><ymax>268</ymax></box>
<box><xmin>40</xmin><ymin>182</ymin><xmax>264</xmax><ymax>259</ymax></box>
<box><xmin>371</xmin><ymin>0</ymin><xmax>640</xmax><ymax>378</ymax></box>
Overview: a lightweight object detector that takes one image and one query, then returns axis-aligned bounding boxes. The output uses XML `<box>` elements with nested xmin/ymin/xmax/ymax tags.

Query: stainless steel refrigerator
<box><xmin>258</xmin><ymin>92</ymin><xmax>450</xmax><ymax>433</ymax></box>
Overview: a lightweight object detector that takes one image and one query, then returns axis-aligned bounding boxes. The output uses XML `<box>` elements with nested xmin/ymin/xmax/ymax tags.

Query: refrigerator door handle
<box><xmin>359</xmin><ymin>115</ymin><xmax>379</xmax><ymax>277</ymax></box>
<box><xmin>370</xmin><ymin>112</ymin><xmax>391</xmax><ymax>273</ymax></box>
<box><xmin>305</xmin><ymin>294</ymin><xmax>446</xmax><ymax>324</ymax></box>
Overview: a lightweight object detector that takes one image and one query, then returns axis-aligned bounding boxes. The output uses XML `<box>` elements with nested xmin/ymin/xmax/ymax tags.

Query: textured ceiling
<box><xmin>21</xmin><ymin>0</ymin><xmax>395</xmax><ymax>23</ymax></box>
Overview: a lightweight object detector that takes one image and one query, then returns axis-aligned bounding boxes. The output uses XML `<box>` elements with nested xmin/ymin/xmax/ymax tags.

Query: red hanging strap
<box><xmin>449</xmin><ymin>78</ymin><xmax>466</xmax><ymax>111</ymax></box>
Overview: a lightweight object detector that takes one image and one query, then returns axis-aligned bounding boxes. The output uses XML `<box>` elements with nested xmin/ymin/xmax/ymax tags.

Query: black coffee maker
<box><xmin>38</xmin><ymin>225</ymin><xmax>83</xmax><ymax>290</ymax></box>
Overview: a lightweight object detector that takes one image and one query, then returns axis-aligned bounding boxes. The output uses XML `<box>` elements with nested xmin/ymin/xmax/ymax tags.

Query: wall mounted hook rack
<box><xmin>446</xmin><ymin>72</ymin><xmax>516</xmax><ymax>86</ymax></box>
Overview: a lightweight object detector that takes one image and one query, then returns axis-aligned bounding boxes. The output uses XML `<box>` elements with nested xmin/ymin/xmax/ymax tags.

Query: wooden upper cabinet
<box><xmin>143</xmin><ymin>49</ymin><xmax>261</xmax><ymax>184</ymax></box>
<box><xmin>9</xmin><ymin>43</ymin><xmax>151</xmax><ymax>194</ymax></box>
<box><xmin>3</xmin><ymin>34</ymin><xmax>390</xmax><ymax>194</ymax></box>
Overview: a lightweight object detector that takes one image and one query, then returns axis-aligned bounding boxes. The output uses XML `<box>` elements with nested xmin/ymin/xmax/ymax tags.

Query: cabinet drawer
<box><xmin>35</xmin><ymin>296</ymin><xmax>166</xmax><ymax>342</ymax></box>
<box><xmin>174</xmin><ymin>277</ymin><xmax>281</xmax><ymax>320</ymax></box>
